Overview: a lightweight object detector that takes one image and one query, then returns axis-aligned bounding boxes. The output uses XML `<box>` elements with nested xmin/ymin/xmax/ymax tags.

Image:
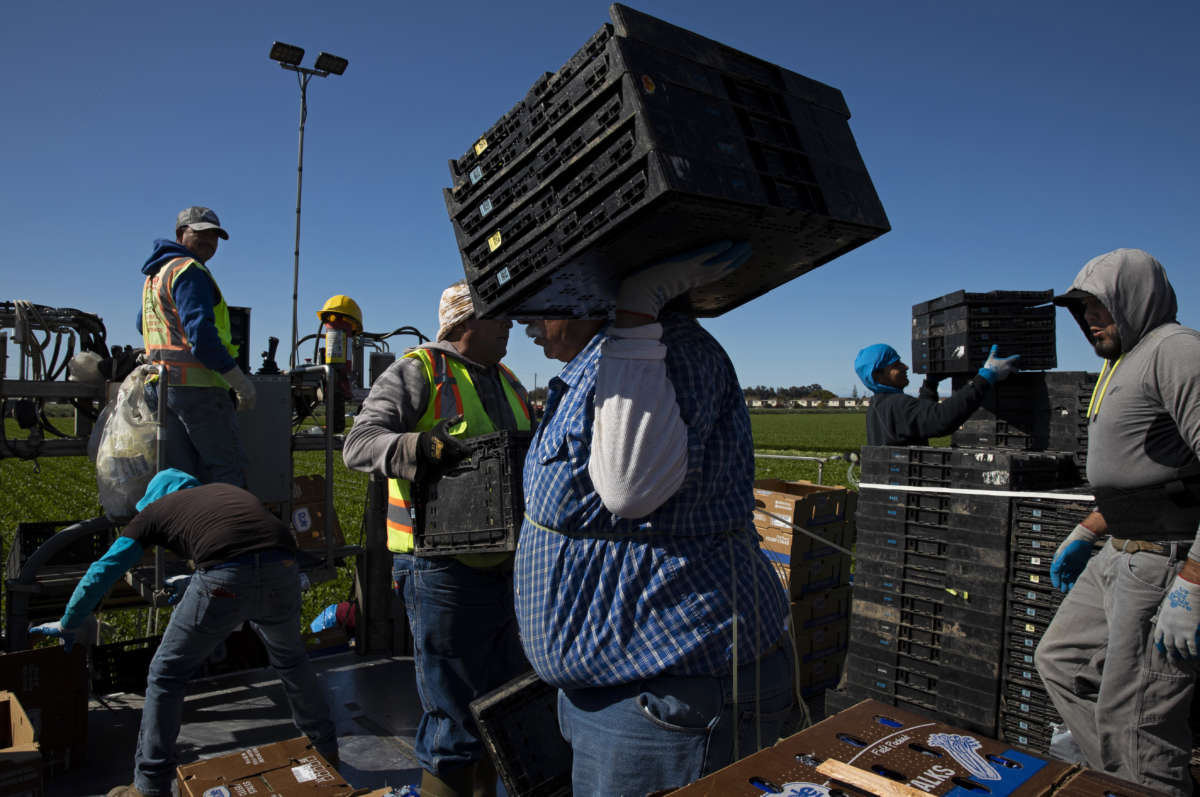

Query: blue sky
<box><xmin>3</xmin><ymin>1</ymin><xmax>1197</xmax><ymax>396</ymax></box>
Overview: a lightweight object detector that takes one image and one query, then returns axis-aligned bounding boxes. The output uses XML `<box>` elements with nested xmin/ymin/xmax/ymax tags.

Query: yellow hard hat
<box><xmin>317</xmin><ymin>294</ymin><xmax>363</xmax><ymax>334</ymax></box>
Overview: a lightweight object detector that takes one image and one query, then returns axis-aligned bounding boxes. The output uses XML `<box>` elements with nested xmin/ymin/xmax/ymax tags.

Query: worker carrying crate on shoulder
<box><xmin>136</xmin><ymin>206</ymin><xmax>256</xmax><ymax>486</ymax></box>
<box><xmin>515</xmin><ymin>241</ymin><xmax>800</xmax><ymax>794</ymax></box>
<box><xmin>30</xmin><ymin>468</ymin><xmax>338</xmax><ymax>797</ymax></box>
<box><xmin>342</xmin><ymin>280</ymin><xmax>532</xmax><ymax>797</ymax></box>
<box><xmin>853</xmin><ymin>342</ymin><xmax>1019</xmax><ymax>446</ymax></box>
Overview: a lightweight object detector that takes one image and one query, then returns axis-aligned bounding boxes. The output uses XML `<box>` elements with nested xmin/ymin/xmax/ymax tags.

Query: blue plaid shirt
<box><xmin>515</xmin><ymin>314</ymin><xmax>788</xmax><ymax>688</ymax></box>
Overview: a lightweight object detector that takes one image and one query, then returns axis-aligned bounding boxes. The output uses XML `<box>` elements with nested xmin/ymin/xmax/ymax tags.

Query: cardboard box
<box><xmin>793</xmin><ymin>621</ymin><xmax>847</xmax><ymax>662</ymax></box>
<box><xmin>665</xmin><ymin>698</ymin><xmax>1116</xmax><ymax>796</ymax></box>
<box><xmin>772</xmin><ymin>553</ymin><xmax>851</xmax><ymax>599</ymax></box>
<box><xmin>0</xmin><ymin>648</ymin><xmax>87</xmax><ymax>774</ymax></box>
<box><xmin>795</xmin><ymin>650</ymin><xmax>845</xmax><ymax>690</ymax></box>
<box><xmin>758</xmin><ymin>520</ymin><xmax>848</xmax><ymax>566</ymax></box>
<box><xmin>753</xmin><ymin>480</ymin><xmax>847</xmax><ymax>530</ymax></box>
<box><xmin>177</xmin><ymin>737</ymin><xmax>353</xmax><ymax>797</ymax></box>
<box><xmin>291</xmin><ymin>476</ymin><xmax>346</xmax><ymax>553</ymax></box>
<box><xmin>0</xmin><ymin>692</ymin><xmax>42</xmax><ymax>797</ymax></box>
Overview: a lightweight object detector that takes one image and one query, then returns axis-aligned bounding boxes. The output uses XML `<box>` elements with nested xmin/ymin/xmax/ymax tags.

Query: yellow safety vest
<box><xmin>141</xmin><ymin>258</ymin><xmax>238</xmax><ymax>388</ymax></box>
<box><xmin>387</xmin><ymin>348</ymin><xmax>531</xmax><ymax>567</ymax></box>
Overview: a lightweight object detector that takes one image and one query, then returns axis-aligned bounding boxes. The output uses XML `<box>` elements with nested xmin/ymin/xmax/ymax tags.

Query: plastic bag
<box><xmin>95</xmin><ymin>364</ymin><xmax>158</xmax><ymax>519</ymax></box>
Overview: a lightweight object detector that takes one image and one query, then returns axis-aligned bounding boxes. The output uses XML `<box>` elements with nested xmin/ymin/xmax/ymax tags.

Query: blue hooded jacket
<box><xmin>137</xmin><ymin>239</ymin><xmax>237</xmax><ymax>374</ymax></box>
<box><xmin>854</xmin><ymin>344</ymin><xmax>902</xmax><ymax>394</ymax></box>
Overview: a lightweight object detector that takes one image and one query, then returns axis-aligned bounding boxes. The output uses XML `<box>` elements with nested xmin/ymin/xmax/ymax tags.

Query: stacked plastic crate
<box><xmin>752</xmin><ymin>480</ymin><xmax>854</xmax><ymax>703</ymax></box>
<box><xmin>912</xmin><ymin>291</ymin><xmax>1058</xmax><ymax>375</ymax></box>
<box><xmin>845</xmin><ymin>446</ymin><xmax>1076</xmax><ymax>735</ymax></box>
<box><xmin>442</xmin><ymin>4</ymin><xmax>889</xmax><ymax>319</ymax></box>
<box><xmin>1002</xmin><ymin>494</ymin><xmax>1094</xmax><ymax>754</ymax></box>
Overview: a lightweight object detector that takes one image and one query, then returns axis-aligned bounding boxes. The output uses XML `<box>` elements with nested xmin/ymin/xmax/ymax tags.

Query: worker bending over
<box><xmin>854</xmin><ymin>343</ymin><xmax>1018</xmax><ymax>445</ymax></box>
<box><xmin>517</xmin><ymin>241</ymin><xmax>796</xmax><ymax>795</ymax></box>
<box><xmin>32</xmin><ymin>469</ymin><xmax>337</xmax><ymax>797</ymax></box>
<box><xmin>1036</xmin><ymin>249</ymin><xmax>1200</xmax><ymax>797</ymax></box>
<box><xmin>343</xmin><ymin>281</ymin><xmax>531</xmax><ymax>797</ymax></box>
<box><xmin>137</xmin><ymin>206</ymin><xmax>256</xmax><ymax>485</ymax></box>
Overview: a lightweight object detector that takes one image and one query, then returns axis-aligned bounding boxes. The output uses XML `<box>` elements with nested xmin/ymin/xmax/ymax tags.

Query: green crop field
<box><xmin>1</xmin><ymin>410</ymin><xmax>884</xmax><ymax>643</ymax></box>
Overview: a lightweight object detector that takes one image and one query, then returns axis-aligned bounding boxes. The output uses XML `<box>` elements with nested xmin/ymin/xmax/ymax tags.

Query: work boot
<box><xmin>106</xmin><ymin>786</ymin><xmax>150</xmax><ymax>797</ymax></box>
<box><xmin>420</xmin><ymin>766</ymin><xmax>473</xmax><ymax>797</ymax></box>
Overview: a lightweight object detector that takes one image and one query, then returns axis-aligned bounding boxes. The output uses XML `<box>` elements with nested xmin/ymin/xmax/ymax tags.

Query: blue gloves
<box><xmin>29</xmin><ymin>616</ymin><xmax>96</xmax><ymax>651</ymax></box>
<box><xmin>310</xmin><ymin>603</ymin><xmax>341</xmax><ymax>633</ymax></box>
<box><xmin>164</xmin><ymin>574</ymin><xmax>191</xmax><ymax>605</ymax></box>
<box><xmin>1154</xmin><ymin>575</ymin><xmax>1200</xmax><ymax>660</ymax></box>
<box><xmin>1050</xmin><ymin>524</ymin><xmax>1097</xmax><ymax>593</ymax></box>
<box><xmin>978</xmin><ymin>344</ymin><xmax>1020</xmax><ymax>384</ymax></box>
<box><xmin>616</xmin><ymin>241</ymin><xmax>751</xmax><ymax>319</ymax></box>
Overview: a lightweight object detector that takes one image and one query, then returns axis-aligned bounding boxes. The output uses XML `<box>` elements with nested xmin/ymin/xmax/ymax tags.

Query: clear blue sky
<box><xmin>4</xmin><ymin>1</ymin><xmax>1197</xmax><ymax>396</ymax></box>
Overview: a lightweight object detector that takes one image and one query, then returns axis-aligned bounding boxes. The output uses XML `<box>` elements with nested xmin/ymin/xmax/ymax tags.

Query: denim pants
<box><xmin>144</xmin><ymin>383</ymin><xmax>246</xmax><ymax>486</ymax></box>
<box><xmin>1035</xmin><ymin>542</ymin><xmax>1197</xmax><ymax>796</ymax></box>
<box><xmin>393</xmin><ymin>553</ymin><xmax>527</xmax><ymax>777</ymax></box>
<box><xmin>558</xmin><ymin>641</ymin><xmax>795</xmax><ymax>796</ymax></box>
<box><xmin>133</xmin><ymin>553</ymin><xmax>336</xmax><ymax>795</ymax></box>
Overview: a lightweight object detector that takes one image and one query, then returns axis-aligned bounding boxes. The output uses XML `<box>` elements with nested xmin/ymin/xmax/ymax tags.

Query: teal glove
<box><xmin>30</xmin><ymin>616</ymin><xmax>96</xmax><ymax>651</ymax></box>
<box><xmin>616</xmin><ymin>241</ymin><xmax>752</xmax><ymax>319</ymax></box>
<box><xmin>1154</xmin><ymin>574</ymin><xmax>1200</xmax><ymax>660</ymax></box>
<box><xmin>1049</xmin><ymin>524</ymin><xmax>1097</xmax><ymax>593</ymax></box>
<box><xmin>978</xmin><ymin>344</ymin><xmax>1020</xmax><ymax>384</ymax></box>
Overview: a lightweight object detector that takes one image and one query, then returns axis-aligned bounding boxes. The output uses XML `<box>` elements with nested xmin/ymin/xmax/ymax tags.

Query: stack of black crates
<box><xmin>836</xmin><ymin>288</ymin><xmax>1098</xmax><ymax>750</ymax></box>
<box><xmin>442</xmin><ymin>4</ymin><xmax>889</xmax><ymax>319</ymax></box>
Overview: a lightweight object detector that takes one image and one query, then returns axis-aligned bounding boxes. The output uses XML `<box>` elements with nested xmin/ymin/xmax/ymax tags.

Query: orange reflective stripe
<box><xmin>430</xmin><ymin>351</ymin><xmax>464</xmax><ymax>418</ymax></box>
<box><xmin>499</xmin><ymin>364</ymin><xmax>531</xmax><ymax>421</ymax></box>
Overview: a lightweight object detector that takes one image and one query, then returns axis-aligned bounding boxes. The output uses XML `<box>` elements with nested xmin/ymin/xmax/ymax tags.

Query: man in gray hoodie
<box><xmin>1035</xmin><ymin>249</ymin><xmax>1200</xmax><ymax>796</ymax></box>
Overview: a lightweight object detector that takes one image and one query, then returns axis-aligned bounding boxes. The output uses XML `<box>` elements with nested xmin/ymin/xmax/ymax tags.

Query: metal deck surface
<box><xmin>48</xmin><ymin>651</ymin><xmax>424</xmax><ymax>796</ymax></box>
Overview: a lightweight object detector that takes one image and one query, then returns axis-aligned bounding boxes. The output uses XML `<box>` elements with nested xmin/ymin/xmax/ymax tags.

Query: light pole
<box><xmin>268</xmin><ymin>41</ymin><xmax>348</xmax><ymax>369</ymax></box>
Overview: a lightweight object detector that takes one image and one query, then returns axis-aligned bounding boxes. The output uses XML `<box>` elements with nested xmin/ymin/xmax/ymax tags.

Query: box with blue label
<box><xmin>660</xmin><ymin>697</ymin><xmax>1161</xmax><ymax>796</ymax></box>
<box><xmin>753</xmin><ymin>480</ymin><xmax>847</xmax><ymax>532</ymax></box>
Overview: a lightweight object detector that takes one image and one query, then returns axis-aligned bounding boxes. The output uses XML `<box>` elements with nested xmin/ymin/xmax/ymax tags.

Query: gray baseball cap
<box><xmin>176</xmin><ymin>206</ymin><xmax>229</xmax><ymax>240</ymax></box>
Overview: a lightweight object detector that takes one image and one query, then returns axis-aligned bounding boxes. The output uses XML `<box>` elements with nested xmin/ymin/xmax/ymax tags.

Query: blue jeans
<box><xmin>144</xmin><ymin>383</ymin><xmax>246</xmax><ymax>486</ymax></box>
<box><xmin>558</xmin><ymin>642</ymin><xmax>795</xmax><ymax>796</ymax></box>
<box><xmin>393</xmin><ymin>554</ymin><xmax>527</xmax><ymax>777</ymax></box>
<box><xmin>133</xmin><ymin>553</ymin><xmax>336</xmax><ymax>795</ymax></box>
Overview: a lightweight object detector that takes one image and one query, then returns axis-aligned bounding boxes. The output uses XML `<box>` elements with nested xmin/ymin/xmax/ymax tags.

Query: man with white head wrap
<box><xmin>343</xmin><ymin>280</ymin><xmax>532</xmax><ymax>797</ymax></box>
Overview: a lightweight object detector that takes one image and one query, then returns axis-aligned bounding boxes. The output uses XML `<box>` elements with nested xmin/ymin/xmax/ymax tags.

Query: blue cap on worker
<box><xmin>854</xmin><ymin>343</ymin><xmax>901</xmax><ymax>394</ymax></box>
<box><xmin>136</xmin><ymin>468</ymin><xmax>202</xmax><ymax>511</ymax></box>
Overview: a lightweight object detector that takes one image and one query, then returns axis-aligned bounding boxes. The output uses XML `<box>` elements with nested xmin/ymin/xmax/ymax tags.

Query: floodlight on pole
<box><xmin>268</xmin><ymin>42</ymin><xmax>349</xmax><ymax>369</ymax></box>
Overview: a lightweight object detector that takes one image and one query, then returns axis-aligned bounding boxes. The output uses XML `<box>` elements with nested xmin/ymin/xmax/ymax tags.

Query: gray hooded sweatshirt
<box><xmin>1063</xmin><ymin>250</ymin><xmax>1200</xmax><ymax>526</ymax></box>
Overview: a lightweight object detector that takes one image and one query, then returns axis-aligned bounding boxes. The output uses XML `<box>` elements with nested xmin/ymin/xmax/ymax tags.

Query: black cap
<box><xmin>1052</xmin><ymin>288</ymin><xmax>1091</xmax><ymax>306</ymax></box>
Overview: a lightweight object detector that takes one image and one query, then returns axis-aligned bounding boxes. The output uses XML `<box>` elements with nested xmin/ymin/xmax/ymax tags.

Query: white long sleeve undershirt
<box><xmin>588</xmin><ymin>322</ymin><xmax>689</xmax><ymax>519</ymax></box>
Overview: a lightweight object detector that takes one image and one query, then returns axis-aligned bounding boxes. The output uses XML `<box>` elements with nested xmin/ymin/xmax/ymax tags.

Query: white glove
<box><xmin>1154</xmin><ymin>574</ymin><xmax>1200</xmax><ymax>660</ymax></box>
<box><xmin>221</xmin><ymin>366</ymin><xmax>257</xmax><ymax>412</ymax></box>
<box><xmin>616</xmin><ymin>241</ymin><xmax>752</xmax><ymax>319</ymax></box>
<box><xmin>978</xmin><ymin>344</ymin><xmax>1021</xmax><ymax>384</ymax></box>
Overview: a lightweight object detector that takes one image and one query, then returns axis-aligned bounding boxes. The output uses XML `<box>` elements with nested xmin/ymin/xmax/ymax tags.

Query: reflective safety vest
<box><xmin>387</xmin><ymin>348</ymin><xmax>531</xmax><ymax>565</ymax></box>
<box><xmin>141</xmin><ymin>258</ymin><xmax>238</xmax><ymax>388</ymax></box>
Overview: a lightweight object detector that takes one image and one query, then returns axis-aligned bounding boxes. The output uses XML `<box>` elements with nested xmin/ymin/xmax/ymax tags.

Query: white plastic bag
<box><xmin>95</xmin><ymin>364</ymin><xmax>158</xmax><ymax>519</ymax></box>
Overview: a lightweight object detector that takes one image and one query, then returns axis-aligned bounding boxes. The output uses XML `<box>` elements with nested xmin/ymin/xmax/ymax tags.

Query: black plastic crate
<box><xmin>852</xmin><ymin>561</ymin><xmax>1007</xmax><ymax>615</ymax></box>
<box><xmin>912</xmin><ymin>290</ymin><xmax>1055</xmax><ymax>316</ymax></box>
<box><xmin>5</xmin><ymin>521</ymin><xmax>114</xmax><ymax>581</ymax></box>
<box><xmin>92</xmin><ymin>635</ymin><xmax>162</xmax><ymax>695</ymax></box>
<box><xmin>470</xmin><ymin>670</ymin><xmax>571</xmax><ymax>797</ymax></box>
<box><xmin>1000</xmin><ymin>713</ymin><xmax>1055</xmax><ymax>754</ymax></box>
<box><xmin>446</xmin><ymin>5</ymin><xmax>889</xmax><ymax>319</ymax></box>
<box><xmin>413</xmin><ymin>431</ymin><xmax>532</xmax><ymax>557</ymax></box>
<box><xmin>1003</xmin><ymin>660</ymin><xmax>1047</xmax><ymax>692</ymax></box>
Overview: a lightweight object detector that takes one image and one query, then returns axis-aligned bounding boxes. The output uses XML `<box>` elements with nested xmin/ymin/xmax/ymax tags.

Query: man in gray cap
<box><xmin>136</xmin><ymin>206</ymin><xmax>255</xmax><ymax>486</ymax></box>
<box><xmin>1035</xmin><ymin>248</ymin><xmax>1200</xmax><ymax>796</ymax></box>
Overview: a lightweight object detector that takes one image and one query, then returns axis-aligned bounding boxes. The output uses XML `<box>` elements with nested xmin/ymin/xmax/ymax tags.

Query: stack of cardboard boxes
<box><xmin>752</xmin><ymin>479</ymin><xmax>855</xmax><ymax>702</ymax></box>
